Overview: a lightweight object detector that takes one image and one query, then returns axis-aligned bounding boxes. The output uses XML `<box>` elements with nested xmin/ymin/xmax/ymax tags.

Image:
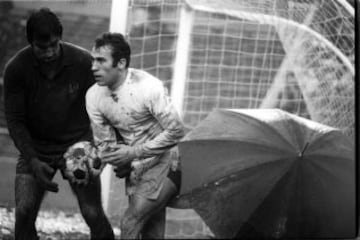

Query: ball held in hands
<box><xmin>63</xmin><ymin>141</ymin><xmax>104</xmax><ymax>185</ymax></box>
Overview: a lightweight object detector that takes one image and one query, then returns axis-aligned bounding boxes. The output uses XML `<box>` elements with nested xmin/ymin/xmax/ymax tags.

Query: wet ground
<box><xmin>1</xmin><ymin>206</ymin><xmax>357</xmax><ymax>239</ymax></box>
<box><xmin>0</xmin><ymin>207</ymin><xmax>213</xmax><ymax>239</ymax></box>
<box><xmin>0</xmin><ymin>207</ymin><xmax>121</xmax><ymax>240</ymax></box>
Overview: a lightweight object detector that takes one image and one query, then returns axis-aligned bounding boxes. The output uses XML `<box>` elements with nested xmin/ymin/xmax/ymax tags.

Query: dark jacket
<box><xmin>4</xmin><ymin>42</ymin><xmax>95</xmax><ymax>161</ymax></box>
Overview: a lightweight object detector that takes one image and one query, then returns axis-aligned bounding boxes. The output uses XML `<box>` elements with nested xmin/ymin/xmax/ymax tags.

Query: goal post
<box><xmin>101</xmin><ymin>0</ymin><xmax>130</xmax><ymax>212</ymax></box>
<box><xmin>171</xmin><ymin>4</ymin><xmax>194</xmax><ymax>117</ymax></box>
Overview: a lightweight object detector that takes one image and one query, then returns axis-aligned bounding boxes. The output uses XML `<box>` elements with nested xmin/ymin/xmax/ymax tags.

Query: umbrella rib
<box><xmin>185</xmin><ymin>156</ymin><xmax>294</xmax><ymax>195</ymax></box>
<box><xmin>181</xmin><ymin>138</ymin><xmax>296</xmax><ymax>156</ymax></box>
<box><xmin>299</xmin><ymin>142</ymin><xmax>309</xmax><ymax>157</ymax></box>
<box><xmin>221</xmin><ymin>109</ymin><xmax>297</xmax><ymax>151</ymax></box>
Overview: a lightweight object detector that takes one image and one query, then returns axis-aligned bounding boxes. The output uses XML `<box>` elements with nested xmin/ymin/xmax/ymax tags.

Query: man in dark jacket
<box><xmin>3</xmin><ymin>8</ymin><xmax>114</xmax><ymax>240</ymax></box>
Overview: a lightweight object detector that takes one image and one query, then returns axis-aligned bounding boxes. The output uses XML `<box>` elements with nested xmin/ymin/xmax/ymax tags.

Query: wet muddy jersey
<box><xmin>86</xmin><ymin>68</ymin><xmax>185</xmax><ymax>198</ymax></box>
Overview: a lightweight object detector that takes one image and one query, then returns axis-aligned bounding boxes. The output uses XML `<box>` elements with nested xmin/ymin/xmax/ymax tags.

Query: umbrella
<box><xmin>178</xmin><ymin>108</ymin><xmax>355</xmax><ymax>239</ymax></box>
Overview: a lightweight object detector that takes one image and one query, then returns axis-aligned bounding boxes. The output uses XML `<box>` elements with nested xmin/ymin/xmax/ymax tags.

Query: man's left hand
<box><xmin>99</xmin><ymin>144</ymin><xmax>137</xmax><ymax>167</ymax></box>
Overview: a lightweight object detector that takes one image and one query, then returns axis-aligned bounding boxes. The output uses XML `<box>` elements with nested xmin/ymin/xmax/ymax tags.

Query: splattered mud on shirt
<box><xmin>86</xmin><ymin>68</ymin><xmax>185</xmax><ymax>198</ymax></box>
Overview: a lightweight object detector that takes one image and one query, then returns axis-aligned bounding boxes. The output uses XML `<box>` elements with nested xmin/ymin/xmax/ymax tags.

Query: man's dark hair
<box><xmin>26</xmin><ymin>8</ymin><xmax>63</xmax><ymax>44</ymax></box>
<box><xmin>94</xmin><ymin>32</ymin><xmax>131</xmax><ymax>68</ymax></box>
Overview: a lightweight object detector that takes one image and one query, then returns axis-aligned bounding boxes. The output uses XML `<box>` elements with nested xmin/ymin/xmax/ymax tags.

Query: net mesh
<box><xmin>125</xmin><ymin>0</ymin><xmax>354</xmax><ymax>138</ymax></box>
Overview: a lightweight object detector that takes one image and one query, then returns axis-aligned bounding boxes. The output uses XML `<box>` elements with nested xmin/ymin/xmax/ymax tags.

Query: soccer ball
<box><xmin>63</xmin><ymin>141</ymin><xmax>103</xmax><ymax>184</ymax></box>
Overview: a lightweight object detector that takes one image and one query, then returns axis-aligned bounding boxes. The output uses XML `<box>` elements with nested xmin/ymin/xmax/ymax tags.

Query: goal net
<box><xmin>106</xmin><ymin>0</ymin><xmax>354</xmax><ymax>218</ymax></box>
<box><xmin>126</xmin><ymin>0</ymin><xmax>354</xmax><ymax>138</ymax></box>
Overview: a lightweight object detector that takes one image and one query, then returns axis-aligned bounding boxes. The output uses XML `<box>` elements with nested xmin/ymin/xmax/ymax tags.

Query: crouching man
<box><xmin>4</xmin><ymin>8</ymin><xmax>114</xmax><ymax>240</ymax></box>
<box><xmin>86</xmin><ymin>32</ymin><xmax>185</xmax><ymax>239</ymax></box>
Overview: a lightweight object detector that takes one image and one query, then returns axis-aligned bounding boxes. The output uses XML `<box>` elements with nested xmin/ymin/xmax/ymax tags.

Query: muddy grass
<box><xmin>0</xmin><ymin>207</ymin><xmax>121</xmax><ymax>240</ymax></box>
<box><xmin>1</xmin><ymin>206</ymin><xmax>357</xmax><ymax>240</ymax></box>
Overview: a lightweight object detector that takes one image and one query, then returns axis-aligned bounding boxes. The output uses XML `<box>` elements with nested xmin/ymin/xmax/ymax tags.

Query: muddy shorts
<box><xmin>167</xmin><ymin>167</ymin><xmax>181</xmax><ymax>192</ymax></box>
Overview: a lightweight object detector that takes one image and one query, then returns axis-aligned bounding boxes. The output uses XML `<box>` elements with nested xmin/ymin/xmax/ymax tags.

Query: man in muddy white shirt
<box><xmin>86</xmin><ymin>32</ymin><xmax>185</xmax><ymax>239</ymax></box>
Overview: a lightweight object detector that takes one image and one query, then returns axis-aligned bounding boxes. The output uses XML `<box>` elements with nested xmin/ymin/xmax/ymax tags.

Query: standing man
<box><xmin>87</xmin><ymin>32</ymin><xmax>185</xmax><ymax>239</ymax></box>
<box><xmin>3</xmin><ymin>8</ymin><xmax>114</xmax><ymax>240</ymax></box>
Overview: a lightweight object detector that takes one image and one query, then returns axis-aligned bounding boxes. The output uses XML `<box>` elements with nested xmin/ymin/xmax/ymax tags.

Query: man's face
<box><xmin>91</xmin><ymin>46</ymin><xmax>120</xmax><ymax>88</ymax></box>
<box><xmin>32</xmin><ymin>36</ymin><xmax>61</xmax><ymax>63</ymax></box>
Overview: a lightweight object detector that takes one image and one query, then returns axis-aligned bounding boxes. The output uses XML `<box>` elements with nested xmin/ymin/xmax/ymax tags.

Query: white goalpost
<box><xmin>171</xmin><ymin>4</ymin><xmax>193</xmax><ymax>117</ymax></box>
<box><xmin>101</xmin><ymin>0</ymin><xmax>130</xmax><ymax>212</ymax></box>
<box><xmin>105</xmin><ymin>0</ymin><xmax>355</xmax><ymax>215</ymax></box>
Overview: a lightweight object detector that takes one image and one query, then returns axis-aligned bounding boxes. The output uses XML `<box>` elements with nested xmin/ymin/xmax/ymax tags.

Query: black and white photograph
<box><xmin>0</xmin><ymin>0</ymin><xmax>356</xmax><ymax>239</ymax></box>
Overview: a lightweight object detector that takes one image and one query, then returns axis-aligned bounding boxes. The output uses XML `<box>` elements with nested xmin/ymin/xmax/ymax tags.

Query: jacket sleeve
<box><xmin>3</xmin><ymin>61</ymin><xmax>37</xmax><ymax>161</ymax></box>
<box><xmin>135</xmin><ymin>80</ymin><xmax>185</xmax><ymax>158</ymax></box>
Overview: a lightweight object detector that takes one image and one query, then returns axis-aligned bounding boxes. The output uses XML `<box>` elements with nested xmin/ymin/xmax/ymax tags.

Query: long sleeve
<box><xmin>4</xmin><ymin>61</ymin><xmax>37</xmax><ymax>161</ymax></box>
<box><xmin>85</xmin><ymin>87</ymin><xmax>117</xmax><ymax>151</ymax></box>
<box><xmin>135</xmin><ymin>81</ymin><xmax>185</xmax><ymax>158</ymax></box>
<box><xmin>4</xmin><ymin>43</ymin><xmax>100</xmax><ymax>159</ymax></box>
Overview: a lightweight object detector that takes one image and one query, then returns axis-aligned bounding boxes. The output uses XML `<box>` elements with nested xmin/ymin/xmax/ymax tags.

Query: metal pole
<box><xmin>101</xmin><ymin>0</ymin><xmax>130</xmax><ymax>213</ymax></box>
<box><xmin>171</xmin><ymin>4</ymin><xmax>193</xmax><ymax>117</ymax></box>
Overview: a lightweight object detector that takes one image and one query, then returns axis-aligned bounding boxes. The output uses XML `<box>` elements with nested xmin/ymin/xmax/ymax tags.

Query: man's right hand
<box><xmin>113</xmin><ymin>162</ymin><xmax>132</xmax><ymax>179</ymax></box>
<box><xmin>30</xmin><ymin>158</ymin><xmax>59</xmax><ymax>192</ymax></box>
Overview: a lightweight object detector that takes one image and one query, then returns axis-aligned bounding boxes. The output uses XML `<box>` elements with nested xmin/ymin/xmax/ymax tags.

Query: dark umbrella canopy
<box><xmin>178</xmin><ymin>108</ymin><xmax>355</xmax><ymax>239</ymax></box>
